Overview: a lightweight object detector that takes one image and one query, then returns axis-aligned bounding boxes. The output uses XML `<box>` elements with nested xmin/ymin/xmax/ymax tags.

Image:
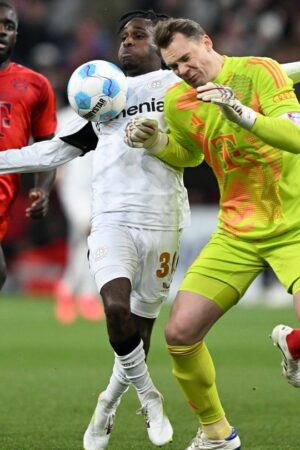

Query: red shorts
<box><xmin>0</xmin><ymin>174</ymin><xmax>20</xmax><ymax>240</ymax></box>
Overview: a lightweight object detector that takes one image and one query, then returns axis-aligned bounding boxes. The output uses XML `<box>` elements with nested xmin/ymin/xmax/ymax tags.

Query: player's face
<box><xmin>161</xmin><ymin>32</ymin><xmax>217</xmax><ymax>88</ymax></box>
<box><xmin>118</xmin><ymin>18</ymin><xmax>161</xmax><ymax>76</ymax></box>
<box><xmin>0</xmin><ymin>6</ymin><xmax>17</xmax><ymax>66</ymax></box>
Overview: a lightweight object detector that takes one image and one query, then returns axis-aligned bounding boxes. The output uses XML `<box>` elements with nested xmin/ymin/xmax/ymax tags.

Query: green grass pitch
<box><xmin>0</xmin><ymin>296</ymin><xmax>299</xmax><ymax>449</ymax></box>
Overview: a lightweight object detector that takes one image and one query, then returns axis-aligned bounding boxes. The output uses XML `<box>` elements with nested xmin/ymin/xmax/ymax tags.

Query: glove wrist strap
<box><xmin>238</xmin><ymin>106</ymin><xmax>257</xmax><ymax>129</ymax></box>
<box><xmin>147</xmin><ymin>132</ymin><xmax>168</xmax><ymax>154</ymax></box>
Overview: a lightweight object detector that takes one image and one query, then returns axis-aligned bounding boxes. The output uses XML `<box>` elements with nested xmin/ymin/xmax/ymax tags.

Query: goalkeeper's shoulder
<box><xmin>242</xmin><ymin>55</ymin><xmax>282</xmax><ymax>69</ymax></box>
<box><xmin>242</xmin><ymin>56</ymin><xmax>290</xmax><ymax>87</ymax></box>
<box><xmin>166</xmin><ymin>80</ymin><xmax>185</xmax><ymax>96</ymax></box>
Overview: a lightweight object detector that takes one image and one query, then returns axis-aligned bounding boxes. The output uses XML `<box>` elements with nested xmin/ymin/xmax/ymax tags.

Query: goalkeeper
<box><xmin>125</xmin><ymin>17</ymin><xmax>300</xmax><ymax>450</ymax></box>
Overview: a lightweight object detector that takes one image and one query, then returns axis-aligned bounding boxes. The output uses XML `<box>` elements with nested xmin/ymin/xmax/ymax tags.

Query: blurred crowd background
<box><xmin>11</xmin><ymin>0</ymin><xmax>300</xmax><ymax>109</ymax></box>
<box><xmin>2</xmin><ymin>0</ymin><xmax>300</xmax><ymax>301</ymax></box>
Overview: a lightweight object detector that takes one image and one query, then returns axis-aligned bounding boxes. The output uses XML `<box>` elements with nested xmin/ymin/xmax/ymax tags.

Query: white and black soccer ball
<box><xmin>67</xmin><ymin>60</ymin><xmax>128</xmax><ymax>123</ymax></box>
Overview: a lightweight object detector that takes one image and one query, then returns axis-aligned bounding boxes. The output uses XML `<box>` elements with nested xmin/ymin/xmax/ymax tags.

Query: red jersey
<box><xmin>0</xmin><ymin>62</ymin><xmax>57</xmax><ymax>239</ymax></box>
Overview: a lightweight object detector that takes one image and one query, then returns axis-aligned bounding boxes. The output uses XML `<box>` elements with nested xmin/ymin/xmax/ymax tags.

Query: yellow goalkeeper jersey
<box><xmin>161</xmin><ymin>56</ymin><xmax>300</xmax><ymax>240</ymax></box>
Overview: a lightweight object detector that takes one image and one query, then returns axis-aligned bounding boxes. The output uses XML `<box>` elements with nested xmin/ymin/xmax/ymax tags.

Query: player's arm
<box><xmin>156</xmin><ymin>131</ymin><xmax>203</xmax><ymax>167</ymax></box>
<box><xmin>124</xmin><ymin>117</ymin><xmax>202</xmax><ymax>167</ymax></box>
<box><xmin>250</xmin><ymin>113</ymin><xmax>300</xmax><ymax>155</ymax></box>
<box><xmin>281</xmin><ymin>61</ymin><xmax>300</xmax><ymax>84</ymax></box>
<box><xmin>0</xmin><ymin>138</ymin><xmax>82</xmax><ymax>174</ymax></box>
<box><xmin>28</xmin><ymin>134</ymin><xmax>57</xmax><ymax>218</ymax></box>
<box><xmin>197</xmin><ymin>61</ymin><xmax>300</xmax><ymax>154</ymax></box>
<box><xmin>27</xmin><ymin>75</ymin><xmax>58</xmax><ymax>218</ymax></box>
<box><xmin>0</xmin><ymin>119</ymin><xmax>98</xmax><ymax>174</ymax></box>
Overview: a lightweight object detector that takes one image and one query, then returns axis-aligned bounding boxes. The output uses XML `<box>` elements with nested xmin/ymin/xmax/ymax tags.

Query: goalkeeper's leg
<box><xmin>166</xmin><ymin>275</ymin><xmax>241</xmax><ymax>444</ymax></box>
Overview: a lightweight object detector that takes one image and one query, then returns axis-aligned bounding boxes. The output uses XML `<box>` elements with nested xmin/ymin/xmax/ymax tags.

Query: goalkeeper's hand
<box><xmin>124</xmin><ymin>117</ymin><xmax>168</xmax><ymax>153</ymax></box>
<box><xmin>196</xmin><ymin>82</ymin><xmax>257</xmax><ymax>129</ymax></box>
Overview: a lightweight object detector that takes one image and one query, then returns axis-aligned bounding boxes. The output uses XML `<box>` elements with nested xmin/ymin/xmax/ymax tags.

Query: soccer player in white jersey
<box><xmin>0</xmin><ymin>10</ymin><xmax>299</xmax><ymax>450</ymax></box>
<box><xmin>0</xmin><ymin>10</ymin><xmax>187</xmax><ymax>449</ymax></box>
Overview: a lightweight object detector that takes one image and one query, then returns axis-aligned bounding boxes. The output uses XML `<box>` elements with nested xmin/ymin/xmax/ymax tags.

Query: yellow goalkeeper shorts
<box><xmin>180</xmin><ymin>228</ymin><xmax>300</xmax><ymax>311</ymax></box>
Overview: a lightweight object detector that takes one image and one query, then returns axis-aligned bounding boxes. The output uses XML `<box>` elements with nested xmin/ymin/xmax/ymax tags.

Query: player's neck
<box><xmin>125</xmin><ymin>61</ymin><xmax>161</xmax><ymax>77</ymax></box>
<box><xmin>0</xmin><ymin>59</ymin><xmax>10</xmax><ymax>71</ymax></box>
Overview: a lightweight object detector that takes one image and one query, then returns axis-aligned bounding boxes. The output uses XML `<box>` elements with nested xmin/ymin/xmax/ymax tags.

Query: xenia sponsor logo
<box><xmin>95</xmin><ymin>98</ymin><xmax>165</xmax><ymax>129</ymax></box>
<box><xmin>84</xmin><ymin>98</ymin><xmax>107</xmax><ymax>119</ymax></box>
<box><xmin>118</xmin><ymin>98</ymin><xmax>164</xmax><ymax>118</ymax></box>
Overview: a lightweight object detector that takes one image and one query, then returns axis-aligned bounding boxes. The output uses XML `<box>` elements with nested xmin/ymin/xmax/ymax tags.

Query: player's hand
<box><xmin>26</xmin><ymin>188</ymin><xmax>49</xmax><ymax>219</ymax></box>
<box><xmin>196</xmin><ymin>82</ymin><xmax>257</xmax><ymax>129</ymax></box>
<box><xmin>124</xmin><ymin>117</ymin><xmax>168</xmax><ymax>153</ymax></box>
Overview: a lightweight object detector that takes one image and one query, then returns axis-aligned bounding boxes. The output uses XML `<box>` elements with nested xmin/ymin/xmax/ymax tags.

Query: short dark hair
<box><xmin>154</xmin><ymin>18</ymin><xmax>206</xmax><ymax>49</ymax></box>
<box><xmin>118</xmin><ymin>9</ymin><xmax>169</xmax><ymax>34</ymax></box>
<box><xmin>0</xmin><ymin>1</ymin><xmax>18</xmax><ymax>24</ymax></box>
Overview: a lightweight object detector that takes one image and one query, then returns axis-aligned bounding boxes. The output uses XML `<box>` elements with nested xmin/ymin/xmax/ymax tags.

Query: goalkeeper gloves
<box><xmin>196</xmin><ymin>82</ymin><xmax>257</xmax><ymax>130</ymax></box>
<box><xmin>124</xmin><ymin>117</ymin><xmax>168</xmax><ymax>153</ymax></box>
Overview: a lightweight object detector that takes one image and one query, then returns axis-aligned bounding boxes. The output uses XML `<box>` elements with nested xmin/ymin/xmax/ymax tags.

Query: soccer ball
<box><xmin>67</xmin><ymin>60</ymin><xmax>128</xmax><ymax>123</ymax></box>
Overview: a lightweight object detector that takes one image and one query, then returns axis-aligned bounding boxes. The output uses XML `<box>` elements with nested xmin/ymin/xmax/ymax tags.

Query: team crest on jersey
<box><xmin>12</xmin><ymin>78</ymin><xmax>29</xmax><ymax>91</ymax></box>
<box><xmin>149</xmin><ymin>80</ymin><xmax>162</xmax><ymax>89</ymax></box>
<box><xmin>94</xmin><ymin>246</ymin><xmax>108</xmax><ymax>261</ymax></box>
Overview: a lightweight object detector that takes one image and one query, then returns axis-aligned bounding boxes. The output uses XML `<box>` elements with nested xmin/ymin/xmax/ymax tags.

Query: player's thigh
<box><xmin>180</xmin><ymin>231</ymin><xmax>265</xmax><ymax>311</ymax></box>
<box><xmin>130</xmin><ymin>228</ymin><xmax>181</xmax><ymax>319</ymax></box>
<box><xmin>166</xmin><ymin>288</ymin><xmax>227</xmax><ymax>344</ymax></box>
<box><xmin>263</xmin><ymin>228</ymin><xmax>300</xmax><ymax>295</ymax></box>
<box><xmin>87</xmin><ymin>224</ymin><xmax>139</xmax><ymax>293</ymax></box>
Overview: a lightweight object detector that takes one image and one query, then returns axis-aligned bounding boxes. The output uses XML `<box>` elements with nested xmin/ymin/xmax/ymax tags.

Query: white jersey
<box><xmin>0</xmin><ymin>69</ymin><xmax>190</xmax><ymax>231</ymax></box>
<box><xmin>89</xmin><ymin>69</ymin><xmax>190</xmax><ymax>230</ymax></box>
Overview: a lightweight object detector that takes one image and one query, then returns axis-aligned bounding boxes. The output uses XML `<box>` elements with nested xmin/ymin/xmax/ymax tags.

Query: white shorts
<box><xmin>87</xmin><ymin>224</ymin><xmax>181</xmax><ymax>318</ymax></box>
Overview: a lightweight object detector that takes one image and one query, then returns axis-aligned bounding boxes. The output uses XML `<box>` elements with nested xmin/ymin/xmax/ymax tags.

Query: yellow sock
<box><xmin>202</xmin><ymin>417</ymin><xmax>232</xmax><ymax>440</ymax></box>
<box><xmin>168</xmin><ymin>341</ymin><xmax>231</xmax><ymax>439</ymax></box>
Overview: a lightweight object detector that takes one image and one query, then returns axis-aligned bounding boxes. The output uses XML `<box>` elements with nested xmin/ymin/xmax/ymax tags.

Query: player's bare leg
<box><xmin>132</xmin><ymin>313</ymin><xmax>155</xmax><ymax>356</ymax></box>
<box><xmin>84</xmin><ymin>277</ymin><xmax>172</xmax><ymax>450</ymax></box>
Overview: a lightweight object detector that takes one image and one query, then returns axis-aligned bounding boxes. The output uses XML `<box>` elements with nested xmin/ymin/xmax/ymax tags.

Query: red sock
<box><xmin>286</xmin><ymin>329</ymin><xmax>300</xmax><ymax>359</ymax></box>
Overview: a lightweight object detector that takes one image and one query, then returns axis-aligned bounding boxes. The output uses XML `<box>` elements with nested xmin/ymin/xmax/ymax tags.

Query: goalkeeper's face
<box><xmin>161</xmin><ymin>32</ymin><xmax>219</xmax><ymax>88</ymax></box>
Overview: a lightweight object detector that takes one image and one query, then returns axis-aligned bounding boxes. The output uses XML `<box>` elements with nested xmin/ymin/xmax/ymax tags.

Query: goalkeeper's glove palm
<box><xmin>196</xmin><ymin>82</ymin><xmax>257</xmax><ymax>129</ymax></box>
